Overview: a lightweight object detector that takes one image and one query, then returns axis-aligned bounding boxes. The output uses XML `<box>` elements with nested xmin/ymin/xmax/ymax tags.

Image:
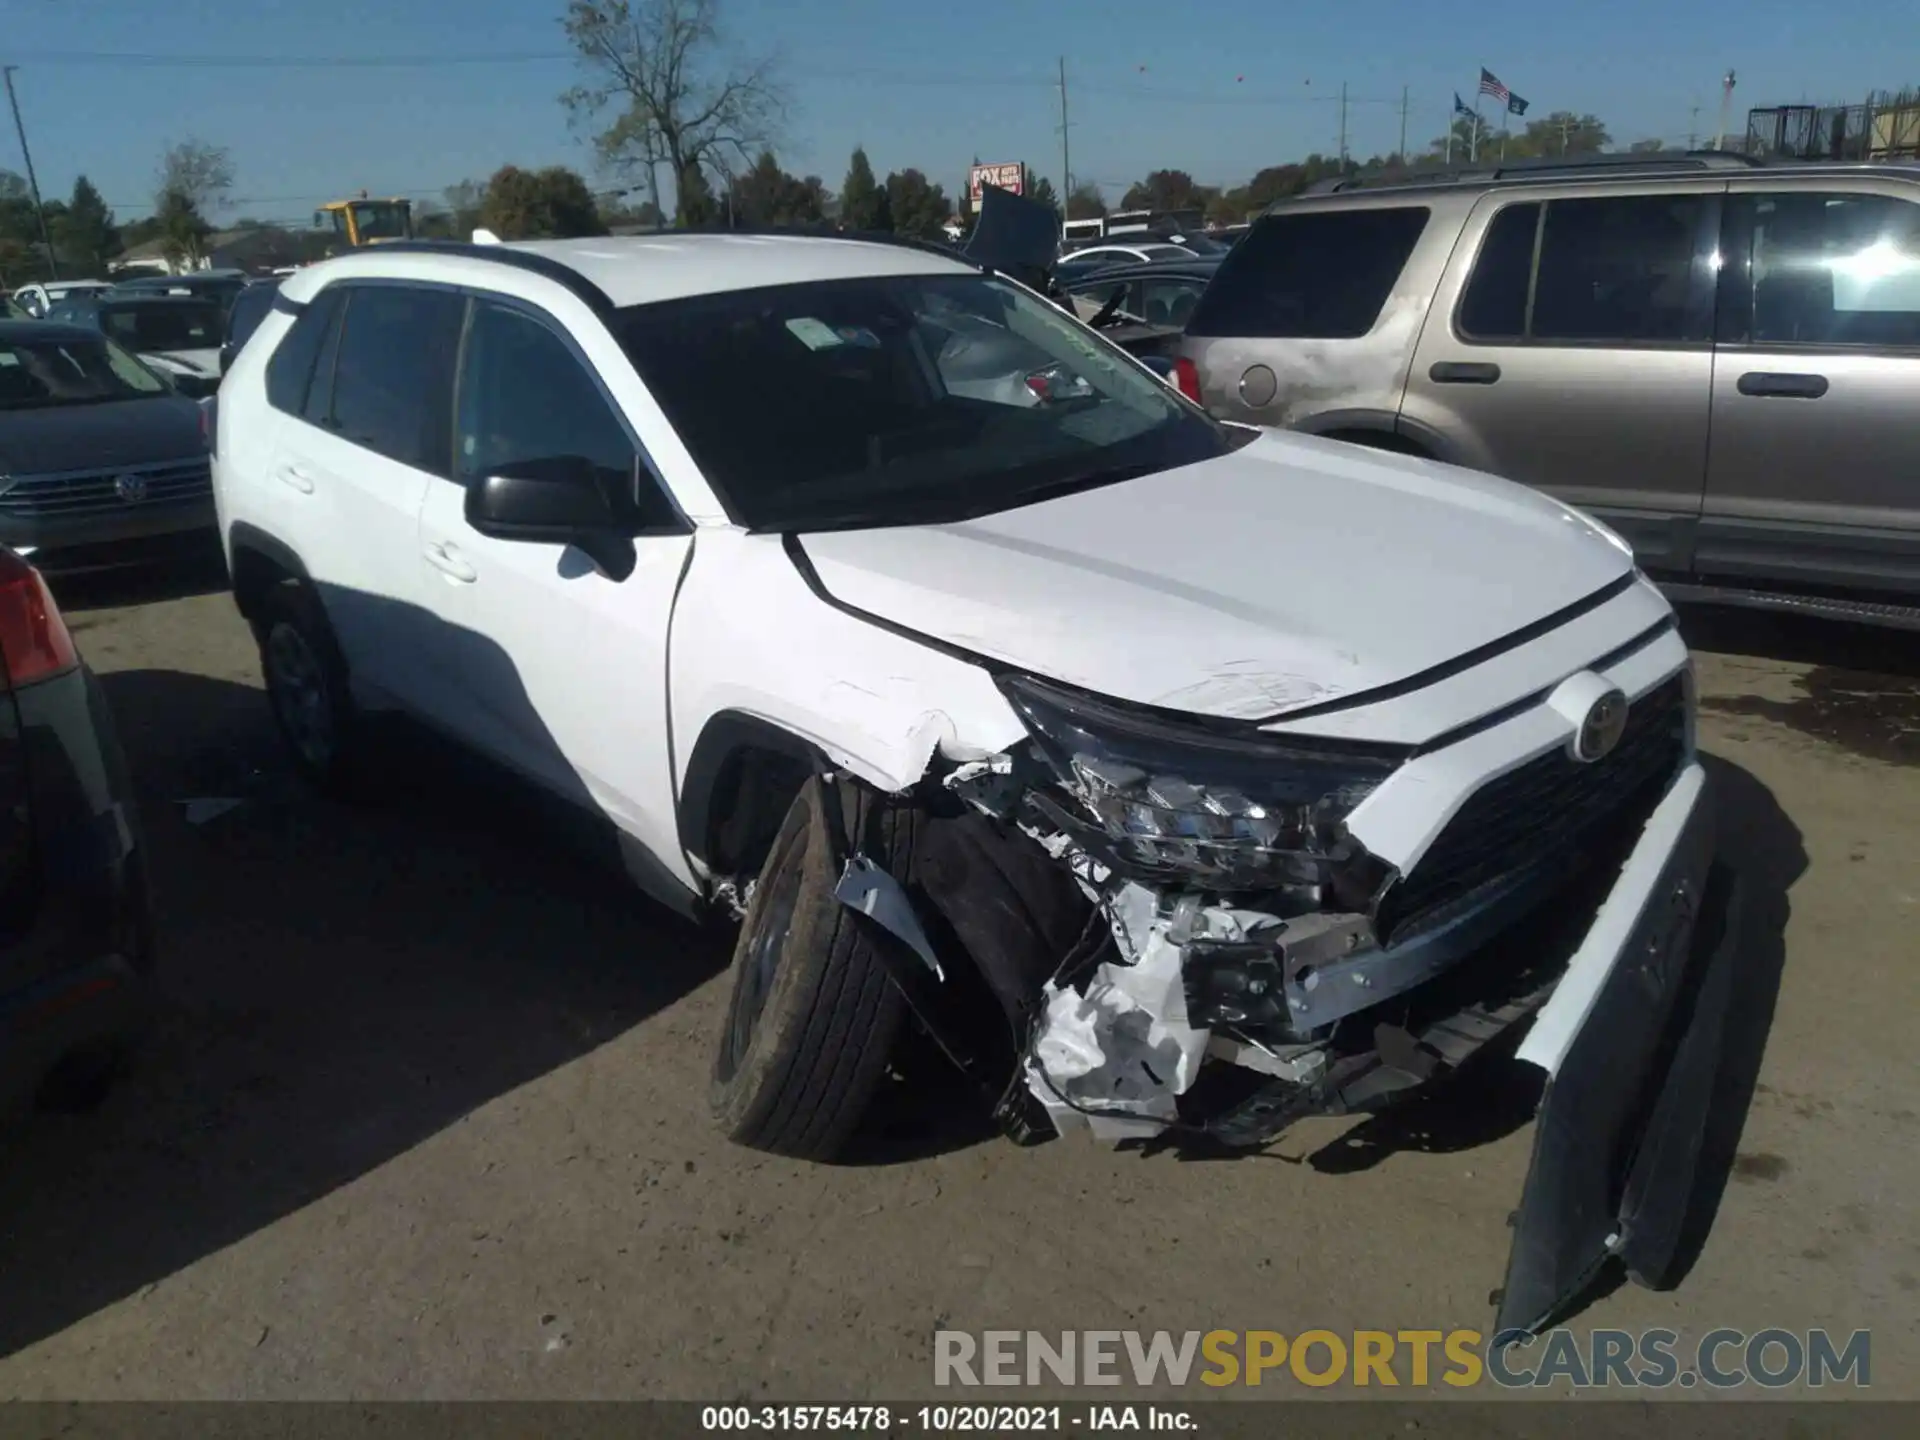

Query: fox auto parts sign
<box><xmin>969</xmin><ymin>162</ymin><xmax>1026</xmax><ymax>203</ymax></box>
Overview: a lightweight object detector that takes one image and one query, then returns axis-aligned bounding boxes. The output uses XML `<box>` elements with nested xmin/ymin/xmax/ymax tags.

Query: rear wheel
<box><xmin>710</xmin><ymin>780</ymin><xmax>911</xmax><ymax>1160</ymax></box>
<box><xmin>254</xmin><ymin>583</ymin><xmax>363</xmax><ymax>795</ymax></box>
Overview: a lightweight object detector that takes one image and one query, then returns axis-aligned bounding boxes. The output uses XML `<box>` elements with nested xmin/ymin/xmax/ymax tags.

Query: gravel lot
<box><xmin>1</xmin><ymin>560</ymin><xmax>1914</xmax><ymax>1400</ymax></box>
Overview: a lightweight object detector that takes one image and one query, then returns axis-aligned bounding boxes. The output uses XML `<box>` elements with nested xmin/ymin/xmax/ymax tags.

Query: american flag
<box><xmin>1478</xmin><ymin>68</ymin><xmax>1510</xmax><ymax>105</ymax></box>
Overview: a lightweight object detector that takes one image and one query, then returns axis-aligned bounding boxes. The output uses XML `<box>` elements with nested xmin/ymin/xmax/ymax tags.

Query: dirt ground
<box><xmin>0</xmin><ymin>560</ymin><xmax>1914</xmax><ymax>1401</ymax></box>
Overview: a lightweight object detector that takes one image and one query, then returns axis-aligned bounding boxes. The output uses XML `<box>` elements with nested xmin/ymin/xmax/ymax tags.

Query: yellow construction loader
<box><xmin>313</xmin><ymin>193</ymin><xmax>415</xmax><ymax>252</ymax></box>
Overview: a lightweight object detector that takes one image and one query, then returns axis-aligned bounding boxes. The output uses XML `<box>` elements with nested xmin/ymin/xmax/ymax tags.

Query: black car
<box><xmin>0</xmin><ymin>544</ymin><xmax>154</xmax><ymax>1111</ymax></box>
<box><xmin>113</xmin><ymin>270</ymin><xmax>252</xmax><ymax>315</ymax></box>
<box><xmin>45</xmin><ymin>294</ymin><xmax>227</xmax><ymax>399</ymax></box>
<box><xmin>0</xmin><ymin>321</ymin><xmax>216</xmax><ymax>565</ymax></box>
<box><xmin>1062</xmin><ymin>255</ymin><xmax>1224</xmax><ymax>330</ymax></box>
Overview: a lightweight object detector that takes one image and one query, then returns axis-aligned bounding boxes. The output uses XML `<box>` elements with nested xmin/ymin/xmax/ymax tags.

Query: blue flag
<box><xmin>1453</xmin><ymin>92</ymin><xmax>1473</xmax><ymax>117</ymax></box>
<box><xmin>1508</xmin><ymin>93</ymin><xmax>1530</xmax><ymax>117</ymax></box>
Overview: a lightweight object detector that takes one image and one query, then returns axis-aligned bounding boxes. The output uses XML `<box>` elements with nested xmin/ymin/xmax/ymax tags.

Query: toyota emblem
<box><xmin>114</xmin><ymin>473</ymin><xmax>149</xmax><ymax>504</ymax></box>
<box><xmin>1573</xmin><ymin>688</ymin><xmax>1630</xmax><ymax>763</ymax></box>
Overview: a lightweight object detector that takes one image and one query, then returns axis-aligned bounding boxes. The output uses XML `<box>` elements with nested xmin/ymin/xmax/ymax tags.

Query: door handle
<box><xmin>1429</xmin><ymin>361</ymin><xmax>1502</xmax><ymax>385</ymax></box>
<box><xmin>1737</xmin><ymin>371</ymin><xmax>1828</xmax><ymax>399</ymax></box>
<box><xmin>423</xmin><ymin>541</ymin><xmax>477</xmax><ymax>583</ymax></box>
<box><xmin>274</xmin><ymin>465</ymin><xmax>315</xmax><ymax>495</ymax></box>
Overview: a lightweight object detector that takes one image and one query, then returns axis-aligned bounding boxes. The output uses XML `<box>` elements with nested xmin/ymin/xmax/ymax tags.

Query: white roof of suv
<box><xmin>287</xmin><ymin>233</ymin><xmax>975</xmax><ymax>310</ymax></box>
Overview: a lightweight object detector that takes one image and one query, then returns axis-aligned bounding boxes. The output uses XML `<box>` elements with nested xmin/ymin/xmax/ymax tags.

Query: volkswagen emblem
<box><xmin>114</xmin><ymin>473</ymin><xmax>149</xmax><ymax>504</ymax></box>
<box><xmin>1573</xmin><ymin>687</ymin><xmax>1630</xmax><ymax>764</ymax></box>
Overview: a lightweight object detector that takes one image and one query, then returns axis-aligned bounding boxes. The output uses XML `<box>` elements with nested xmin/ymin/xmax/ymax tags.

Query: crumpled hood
<box><xmin>798</xmin><ymin>430</ymin><xmax>1636</xmax><ymax>721</ymax></box>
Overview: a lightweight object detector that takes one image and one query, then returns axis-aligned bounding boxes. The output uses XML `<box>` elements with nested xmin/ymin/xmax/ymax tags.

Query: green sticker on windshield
<box><xmin>785</xmin><ymin>317</ymin><xmax>844</xmax><ymax>351</ymax></box>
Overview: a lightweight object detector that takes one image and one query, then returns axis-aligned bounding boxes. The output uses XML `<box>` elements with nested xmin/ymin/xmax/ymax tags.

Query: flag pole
<box><xmin>1472</xmin><ymin>90</ymin><xmax>1482</xmax><ymax>162</ymax></box>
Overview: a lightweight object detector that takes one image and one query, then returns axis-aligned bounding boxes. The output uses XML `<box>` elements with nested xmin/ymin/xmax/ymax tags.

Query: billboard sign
<box><xmin>969</xmin><ymin>162</ymin><xmax>1026</xmax><ymax>204</ymax></box>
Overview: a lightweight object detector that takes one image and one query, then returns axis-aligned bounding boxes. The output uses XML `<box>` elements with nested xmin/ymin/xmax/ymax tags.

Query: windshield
<box><xmin>350</xmin><ymin>200</ymin><xmax>412</xmax><ymax>241</ymax></box>
<box><xmin>0</xmin><ymin>333</ymin><xmax>169</xmax><ymax>409</ymax></box>
<box><xmin>617</xmin><ymin>272</ymin><xmax>1226</xmax><ymax>531</ymax></box>
<box><xmin>100</xmin><ymin>300</ymin><xmax>225</xmax><ymax>351</ymax></box>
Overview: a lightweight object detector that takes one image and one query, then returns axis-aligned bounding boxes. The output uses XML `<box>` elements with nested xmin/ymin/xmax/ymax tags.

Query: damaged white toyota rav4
<box><xmin>211</xmin><ymin>230</ymin><xmax>1730</xmax><ymax>1337</ymax></box>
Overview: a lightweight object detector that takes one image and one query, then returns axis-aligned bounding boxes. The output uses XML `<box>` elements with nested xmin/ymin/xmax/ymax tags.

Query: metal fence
<box><xmin>1743</xmin><ymin>92</ymin><xmax>1920</xmax><ymax>161</ymax></box>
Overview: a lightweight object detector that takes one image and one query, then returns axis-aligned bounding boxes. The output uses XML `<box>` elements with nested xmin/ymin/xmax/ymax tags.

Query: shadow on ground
<box><xmin>0</xmin><ymin>668</ymin><xmax>731</xmax><ymax>1359</ymax></box>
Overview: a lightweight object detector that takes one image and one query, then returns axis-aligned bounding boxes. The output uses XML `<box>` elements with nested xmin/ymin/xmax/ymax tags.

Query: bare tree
<box><xmin>561</xmin><ymin>0</ymin><xmax>786</xmax><ymax>225</ymax></box>
<box><xmin>156</xmin><ymin>138</ymin><xmax>236</xmax><ymax>213</ymax></box>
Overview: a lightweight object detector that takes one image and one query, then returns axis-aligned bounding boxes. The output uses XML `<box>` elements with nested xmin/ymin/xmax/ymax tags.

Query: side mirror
<box><xmin>465</xmin><ymin>457</ymin><xmax>636</xmax><ymax>581</ymax></box>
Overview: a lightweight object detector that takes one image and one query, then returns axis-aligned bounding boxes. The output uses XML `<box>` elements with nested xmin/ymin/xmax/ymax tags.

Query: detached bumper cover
<box><xmin>1496</xmin><ymin>759</ymin><xmax>1726</xmax><ymax>1336</ymax></box>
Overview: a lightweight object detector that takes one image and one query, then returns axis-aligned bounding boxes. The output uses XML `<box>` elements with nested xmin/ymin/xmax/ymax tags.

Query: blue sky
<box><xmin>3</xmin><ymin>0</ymin><xmax>1901</xmax><ymax>223</ymax></box>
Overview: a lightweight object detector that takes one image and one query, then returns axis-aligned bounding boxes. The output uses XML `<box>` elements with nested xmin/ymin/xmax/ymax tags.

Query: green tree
<box><xmin>479</xmin><ymin>165</ymin><xmax>606</xmax><ymax>238</ymax></box>
<box><xmin>54</xmin><ymin>175</ymin><xmax>120</xmax><ymax>274</ymax></box>
<box><xmin>840</xmin><ymin>146</ymin><xmax>889</xmax><ymax>231</ymax></box>
<box><xmin>155</xmin><ymin>188</ymin><xmax>212</xmax><ymax>268</ymax></box>
<box><xmin>1514</xmin><ymin>112</ymin><xmax>1610</xmax><ymax>157</ymax></box>
<box><xmin>1119</xmin><ymin>169</ymin><xmax>1209</xmax><ymax>214</ymax></box>
<box><xmin>1026</xmin><ymin>175</ymin><xmax>1060</xmax><ymax>215</ymax></box>
<box><xmin>884</xmin><ymin>168</ymin><xmax>949</xmax><ymax>240</ymax></box>
<box><xmin>727</xmin><ymin>150</ymin><xmax>829</xmax><ymax>227</ymax></box>
<box><xmin>1064</xmin><ymin>182</ymin><xmax>1105</xmax><ymax>221</ymax></box>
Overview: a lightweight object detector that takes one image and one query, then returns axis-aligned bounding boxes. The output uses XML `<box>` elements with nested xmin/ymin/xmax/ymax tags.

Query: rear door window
<box><xmin>1185</xmin><ymin>207</ymin><xmax>1429</xmax><ymax>339</ymax></box>
<box><xmin>266</xmin><ymin>287</ymin><xmax>343</xmax><ymax>417</ymax></box>
<box><xmin>1458</xmin><ymin>193</ymin><xmax>1713</xmax><ymax>345</ymax></box>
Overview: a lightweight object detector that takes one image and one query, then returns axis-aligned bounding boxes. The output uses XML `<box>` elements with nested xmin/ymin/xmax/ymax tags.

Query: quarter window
<box><xmin>1185</xmin><ymin>207</ymin><xmax>1429</xmax><ymax>339</ymax></box>
<box><xmin>265</xmin><ymin>288</ymin><xmax>341</xmax><ymax>417</ymax></box>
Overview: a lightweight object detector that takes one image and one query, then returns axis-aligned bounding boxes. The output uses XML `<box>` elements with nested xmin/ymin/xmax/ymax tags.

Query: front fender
<box><xmin>668</xmin><ymin>529</ymin><xmax>1027</xmax><ymax>855</ymax></box>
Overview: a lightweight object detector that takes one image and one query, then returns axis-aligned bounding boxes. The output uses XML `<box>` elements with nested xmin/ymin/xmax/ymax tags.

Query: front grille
<box><xmin>0</xmin><ymin>456</ymin><xmax>212</xmax><ymax>516</ymax></box>
<box><xmin>1375</xmin><ymin>673</ymin><xmax>1687</xmax><ymax>944</ymax></box>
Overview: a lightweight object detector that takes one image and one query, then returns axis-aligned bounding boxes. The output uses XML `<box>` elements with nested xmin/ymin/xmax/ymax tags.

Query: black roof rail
<box><xmin>1300</xmin><ymin>148</ymin><xmax>1769</xmax><ymax>198</ymax></box>
<box><xmin>351</xmin><ymin>240</ymin><xmax>619</xmax><ymax>315</ymax></box>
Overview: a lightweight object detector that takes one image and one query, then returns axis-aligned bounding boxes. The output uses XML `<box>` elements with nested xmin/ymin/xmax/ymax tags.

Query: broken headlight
<box><xmin>999</xmin><ymin>673</ymin><xmax>1402</xmax><ymax>894</ymax></box>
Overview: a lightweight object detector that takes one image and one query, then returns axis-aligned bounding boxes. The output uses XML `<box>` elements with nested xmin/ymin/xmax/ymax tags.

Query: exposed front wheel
<box><xmin>710</xmin><ymin>780</ymin><xmax>911</xmax><ymax>1160</ymax></box>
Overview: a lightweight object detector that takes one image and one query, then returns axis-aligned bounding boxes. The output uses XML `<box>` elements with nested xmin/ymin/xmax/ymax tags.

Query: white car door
<box><xmin>266</xmin><ymin>281</ymin><xmax>463</xmax><ymax>714</ymax></box>
<box><xmin>414</xmin><ymin>295</ymin><xmax>694</xmax><ymax>883</ymax></box>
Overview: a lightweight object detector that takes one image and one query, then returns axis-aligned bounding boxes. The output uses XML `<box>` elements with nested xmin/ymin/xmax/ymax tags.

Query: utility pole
<box><xmin>1397</xmin><ymin>85</ymin><xmax>1409</xmax><ymax>162</ymax></box>
<box><xmin>2</xmin><ymin>67</ymin><xmax>57</xmax><ymax>281</ymax></box>
<box><xmin>1057</xmin><ymin>56</ymin><xmax>1072</xmax><ymax>207</ymax></box>
<box><xmin>1560</xmin><ymin>114</ymin><xmax>1573</xmax><ymax>155</ymax></box>
<box><xmin>1687</xmin><ymin>103</ymin><xmax>1701</xmax><ymax>150</ymax></box>
<box><xmin>1338</xmin><ymin>81</ymin><xmax>1349</xmax><ymax>169</ymax></box>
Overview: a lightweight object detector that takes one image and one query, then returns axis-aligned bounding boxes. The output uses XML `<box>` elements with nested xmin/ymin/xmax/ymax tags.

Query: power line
<box><xmin>8</xmin><ymin>49</ymin><xmax>1408</xmax><ymax>106</ymax></box>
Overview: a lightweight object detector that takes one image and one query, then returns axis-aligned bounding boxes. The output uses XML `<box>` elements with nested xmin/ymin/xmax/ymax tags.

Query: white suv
<box><xmin>211</xmin><ymin>234</ymin><xmax>1723</xmax><ymax>1336</ymax></box>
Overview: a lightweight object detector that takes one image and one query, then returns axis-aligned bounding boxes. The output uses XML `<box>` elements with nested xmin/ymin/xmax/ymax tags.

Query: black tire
<box><xmin>710</xmin><ymin>780</ymin><xmax>911</xmax><ymax>1160</ymax></box>
<box><xmin>253</xmin><ymin>581</ymin><xmax>363</xmax><ymax>795</ymax></box>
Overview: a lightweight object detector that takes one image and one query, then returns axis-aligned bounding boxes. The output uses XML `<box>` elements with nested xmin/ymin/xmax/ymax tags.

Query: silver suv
<box><xmin>1178</xmin><ymin>153</ymin><xmax>1920</xmax><ymax>629</ymax></box>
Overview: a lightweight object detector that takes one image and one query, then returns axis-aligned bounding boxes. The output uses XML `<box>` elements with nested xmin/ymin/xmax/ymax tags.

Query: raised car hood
<box><xmin>797</xmin><ymin>431</ymin><xmax>1636</xmax><ymax>721</ymax></box>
